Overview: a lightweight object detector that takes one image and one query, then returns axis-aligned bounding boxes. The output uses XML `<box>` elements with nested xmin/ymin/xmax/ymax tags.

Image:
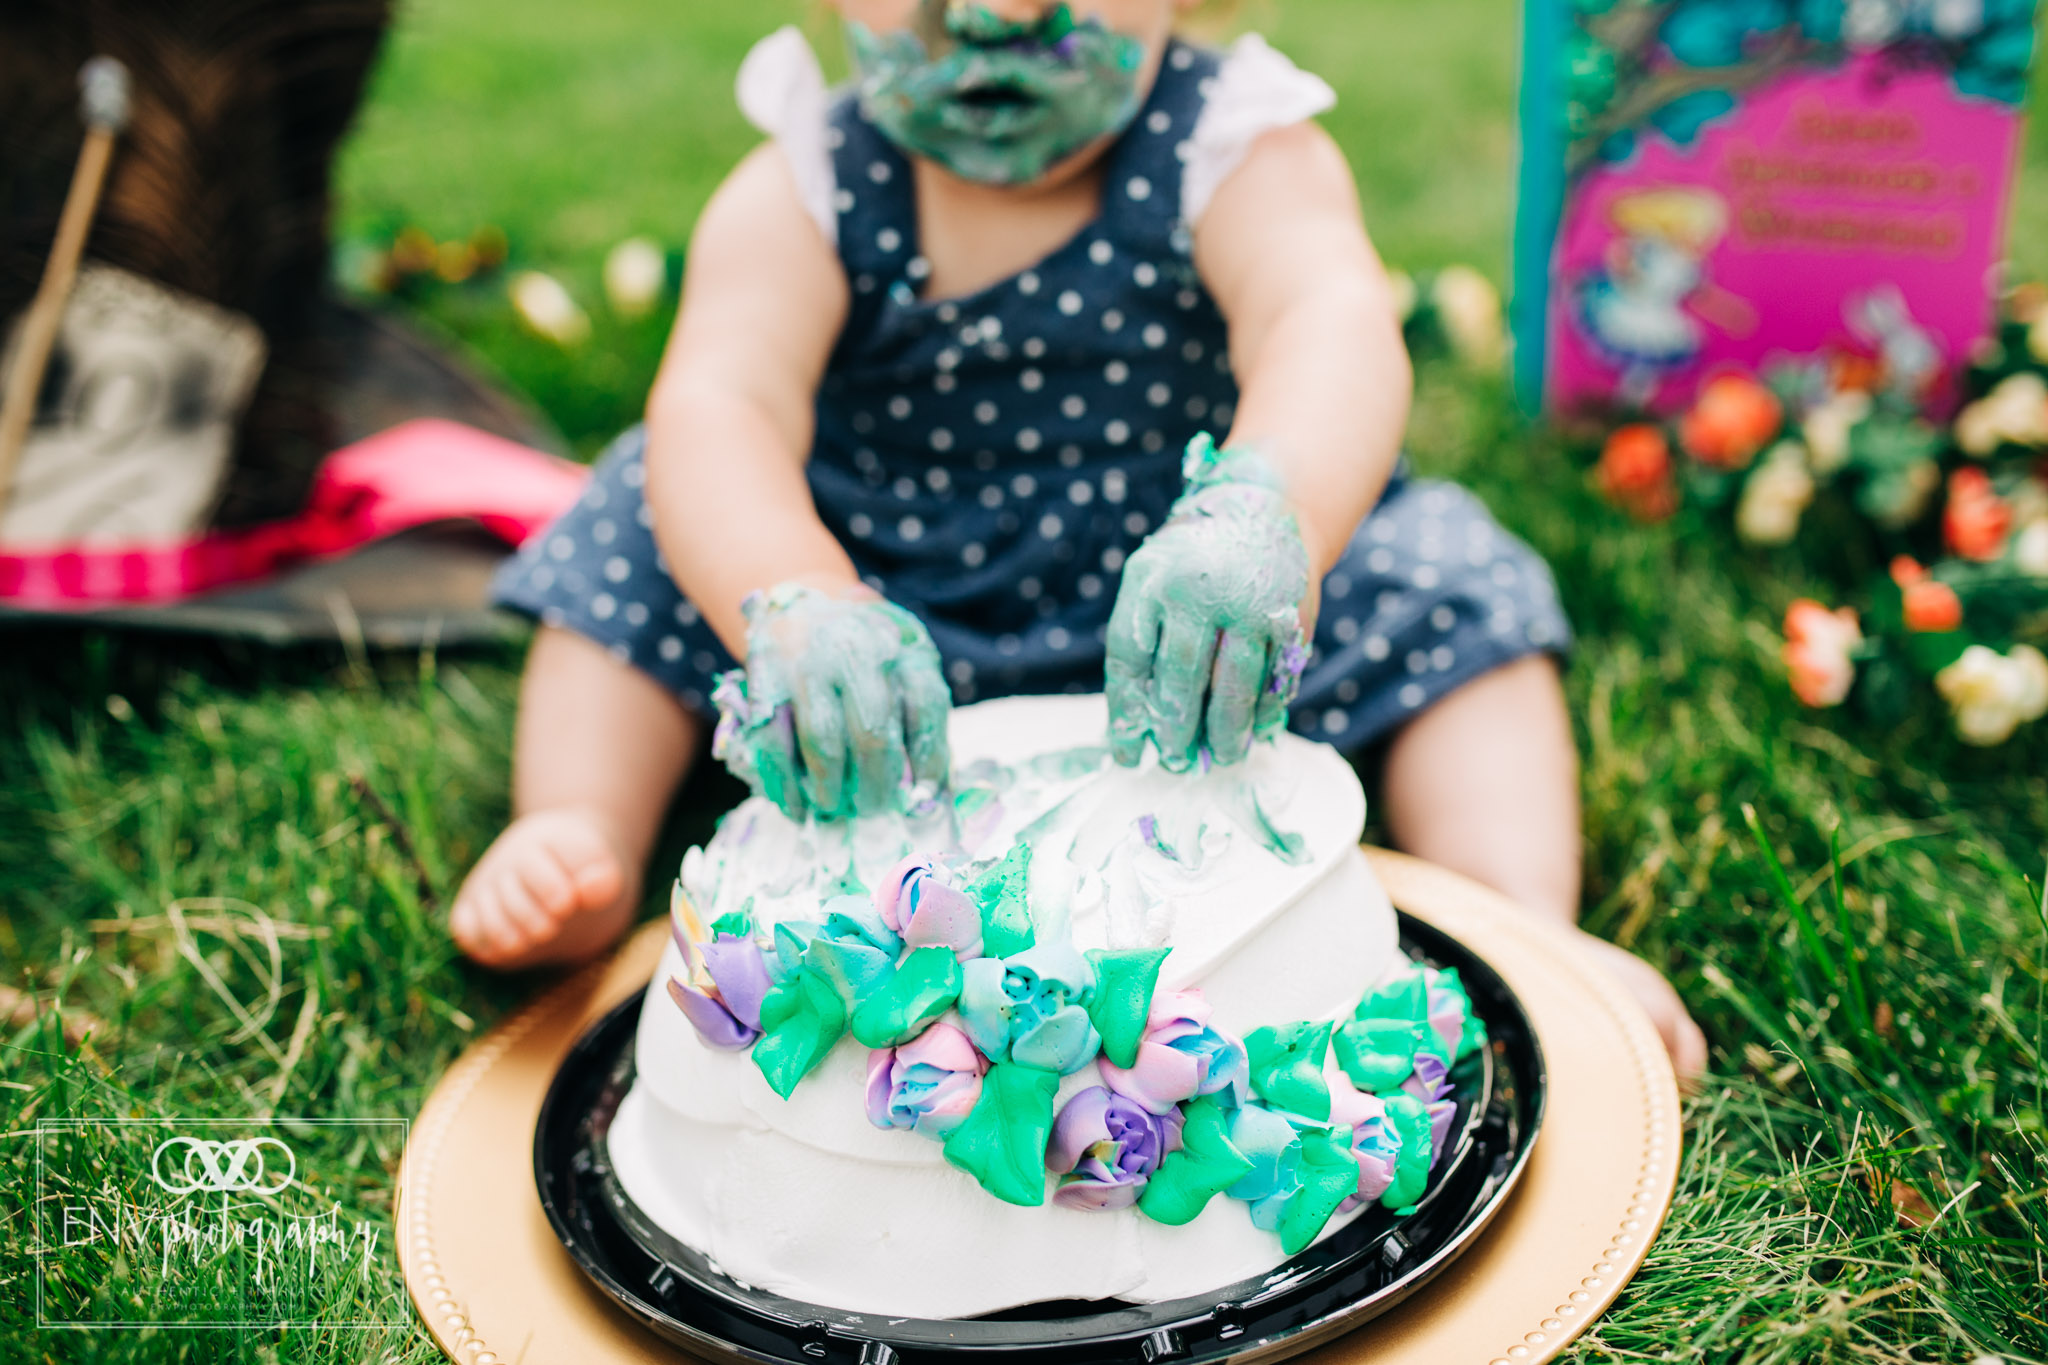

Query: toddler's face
<box><xmin>834</xmin><ymin>0</ymin><xmax>1193</xmax><ymax>187</ymax></box>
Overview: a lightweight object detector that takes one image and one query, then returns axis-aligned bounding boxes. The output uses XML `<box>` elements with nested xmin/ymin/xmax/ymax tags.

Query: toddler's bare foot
<box><xmin>1570</xmin><ymin>928</ymin><xmax>1709</xmax><ymax>1085</ymax></box>
<box><xmin>450</xmin><ymin>807</ymin><xmax>640</xmax><ymax>970</ymax></box>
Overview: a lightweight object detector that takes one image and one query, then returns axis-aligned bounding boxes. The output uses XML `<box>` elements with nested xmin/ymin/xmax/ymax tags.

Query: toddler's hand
<box><xmin>1105</xmin><ymin>435</ymin><xmax>1310</xmax><ymax>771</ymax></box>
<box><xmin>712</xmin><ymin>582</ymin><xmax>951</xmax><ymax>821</ymax></box>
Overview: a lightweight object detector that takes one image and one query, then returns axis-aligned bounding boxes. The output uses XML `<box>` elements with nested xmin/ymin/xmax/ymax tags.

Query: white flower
<box><xmin>1953</xmin><ymin>372</ymin><xmax>2048</xmax><ymax>456</ymax></box>
<box><xmin>604</xmin><ymin>237</ymin><xmax>667</xmax><ymax>318</ymax></box>
<box><xmin>2016</xmin><ymin>521</ymin><xmax>2048</xmax><ymax>577</ymax></box>
<box><xmin>1736</xmin><ymin>442</ymin><xmax>1816</xmax><ymax>545</ymax></box>
<box><xmin>510</xmin><ymin>270</ymin><xmax>589</xmax><ymax>346</ymax></box>
<box><xmin>1387</xmin><ymin>270</ymin><xmax>1418</xmax><ymax>325</ymax></box>
<box><xmin>1936</xmin><ymin>644</ymin><xmax>2048</xmax><ymax>746</ymax></box>
<box><xmin>1801</xmin><ymin>391</ymin><xmax>1870</xmax><ymax>474</ymax></box>
<box><xmin>1430</xmin><ymin>265</ymin><xmax>1505</xmax><ymax>369</ymax></box>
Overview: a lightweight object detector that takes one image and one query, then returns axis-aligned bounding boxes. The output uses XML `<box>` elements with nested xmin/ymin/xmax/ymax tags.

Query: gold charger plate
<box><xmin>399</xmin><ymin>848</ymin><xmax>1681</xmax><ymax>1365</ymax></box>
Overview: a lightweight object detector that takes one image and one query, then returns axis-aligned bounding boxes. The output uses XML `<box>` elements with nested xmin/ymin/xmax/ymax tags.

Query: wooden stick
<box><xmin>0</xmin><ymin>58</ymin><xmax>130</xmax><ymax>520</ymax></box>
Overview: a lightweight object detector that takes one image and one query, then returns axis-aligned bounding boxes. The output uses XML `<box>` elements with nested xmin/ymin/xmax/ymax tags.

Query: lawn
<box><xmin>3</xmin><ymin>0</ymin><xmax>2046</xmax><ymax>1361</ymax></box>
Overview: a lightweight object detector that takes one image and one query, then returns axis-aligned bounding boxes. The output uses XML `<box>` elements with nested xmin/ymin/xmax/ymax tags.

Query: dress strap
<box><xmin>736</xmin><ymin>26</ymin><xmax>838</xmax><ymax>244</ymax></box>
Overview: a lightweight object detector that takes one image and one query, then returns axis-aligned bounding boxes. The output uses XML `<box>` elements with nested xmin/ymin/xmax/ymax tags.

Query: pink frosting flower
<box><xmin>864</xmin><ymin>1022</ymin><xmax>987</xmax><ymax>1140</ymax></box>
<box><xmin>1097</xmin><ymin>988</ymin><xmax>1249</xmax><ymax>1115</ymax></box>
<box><xmin>1328</xmin><ymin>1077</ymin><xmax>1398</xmax><ymax>1209</ymax></box>
<box><xmin>873</xmin><ymin>856</ymin><xmax>983</xmax><ymax>961</ymax></box>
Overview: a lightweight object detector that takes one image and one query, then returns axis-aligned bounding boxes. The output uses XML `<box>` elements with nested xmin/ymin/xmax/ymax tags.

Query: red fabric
<box><xmin>0</xmin><ymin>419</ymin><xmax>587</xmax><ymax>608</ymax></box>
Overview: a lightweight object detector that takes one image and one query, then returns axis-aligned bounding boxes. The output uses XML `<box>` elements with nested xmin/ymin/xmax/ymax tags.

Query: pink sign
<box><xmin>1517</xmin><ymin>4</ymin><xmax>2035</xmax><ymax>423</ymax></box>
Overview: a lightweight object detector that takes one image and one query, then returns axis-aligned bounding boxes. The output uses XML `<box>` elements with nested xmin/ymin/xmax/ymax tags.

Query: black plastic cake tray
<box><xmin>535</xmin><ymin>911</ymin><xmax>1545</xmax><ymax>1365</ymax></box>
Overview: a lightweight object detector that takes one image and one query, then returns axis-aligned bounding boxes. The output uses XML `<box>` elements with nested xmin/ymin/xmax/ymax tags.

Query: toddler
<box><xmin>454</xmin><ymin>0</ymin><xmax>1705</xmax><ymax>1075</ymax></box>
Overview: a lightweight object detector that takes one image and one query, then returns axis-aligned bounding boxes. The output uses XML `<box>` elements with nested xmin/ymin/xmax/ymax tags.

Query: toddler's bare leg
<box><xmin>452</xmin><ymin>626</ymin><xmax>702</xmax><ymax>969</ymax></box>
<box><xmin>1378</xmin><ymin>654</ymin><xmax>1707</xmax><ymax>1079</ymax></box>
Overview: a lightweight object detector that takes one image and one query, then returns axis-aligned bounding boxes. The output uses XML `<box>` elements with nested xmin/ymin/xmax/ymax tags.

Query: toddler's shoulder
<box><xmin>735</xmin><ymin>26</ymin><xmax>839</xmax><ymax>245</ymax></box>
<box><xmin>1180</xmin><ymin>34</ymin><xmax>1338</xmax><ymax>226</ymax></box>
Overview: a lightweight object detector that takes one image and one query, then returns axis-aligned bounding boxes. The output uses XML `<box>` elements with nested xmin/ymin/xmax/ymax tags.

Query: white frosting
<box><xmin>732</xmin><ymin>27</ymin><xmax>1337</xmax><ymax>245</ymax></box>
<box><xmin>610</xmin><ymin>694</ymin><xmax>1400</xmax><ymax>1318</ymax></box>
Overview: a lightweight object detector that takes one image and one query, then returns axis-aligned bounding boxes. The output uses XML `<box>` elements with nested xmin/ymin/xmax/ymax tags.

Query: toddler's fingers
<box><xmin>845</xmin><ymin>674</ymin><xmax>909</xmax><ymax>815</ymax></box>
<box><xmin>1204</xmin><ymin>630</ymin><xmax>1267</xmax><ymax>765</ymax></box>
<box><xmin>754</xmin><ymin>701</ymin><xmax>809</xmax><ymax>821</ymax></box>
<box><xmin>795</xmin><ymin>678</ymin><xmax>850</xmax><ymax>818</ymax></box>
<box><xmin>1104</xmin><ymin>576</ymin><xmax>1162</xmax><ymax>766</ymax></box>
<box><xmin>899</xmin><ymin>657</ymin><xmax>954</xmax><ymax>791</ymax></box>
<box><xmin>1151</xmin><ymin>611</ymin><xmax>1219</xmax><ymax>773</ymax></box>
<box><xmin>1252</xmin><ymin>623</ymin><xmax>1298</xmax><ymax>739</ymax></box>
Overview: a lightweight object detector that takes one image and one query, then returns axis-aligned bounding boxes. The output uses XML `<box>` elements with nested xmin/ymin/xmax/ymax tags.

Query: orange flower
<box><xmin>1597</xmin><ymin>424</ymin><xmax>1677</xmax><ymax>520</ymax></box>
<box><xmin>1782</xmin><ymin>599</ymin><xmax>1862</xmax><ymax>707</ymax></box>
<box><xmin>1889</xmin><ymin>554</ymin><xmax>1926</xmax><ymax>586</ymax></box>
<box><xmin>1943</xmin><ymin>467</ymin><xmax>2012</xmax><ymax>561</ymax></box>
<box><xmin>1681</xmin><ymin>373</ymin><xmax>1782</xmax><ymax>470</ymax></box>
<box><xmin>1902</xmin><ymin>581</ymin><xmax>1963</xmax><ymax>632</ymax></box>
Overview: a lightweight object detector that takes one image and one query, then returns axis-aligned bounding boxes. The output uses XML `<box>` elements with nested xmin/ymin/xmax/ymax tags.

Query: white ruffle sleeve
<box><xmin>736</xmin><ymin>26</ymin><xmax>838</xmax><ymax>245</ymax></box>
<box><xmin>1180</xmin><ymin>34</ymin><xmax>1337</xmax><ymax>226</ymax></box>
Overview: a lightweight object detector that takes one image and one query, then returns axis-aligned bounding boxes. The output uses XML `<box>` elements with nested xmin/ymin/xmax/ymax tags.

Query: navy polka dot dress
<box><xmin>493</xmin><ymin>40</ymin><xmax>1571</xmax><ymax>755</ymax></box>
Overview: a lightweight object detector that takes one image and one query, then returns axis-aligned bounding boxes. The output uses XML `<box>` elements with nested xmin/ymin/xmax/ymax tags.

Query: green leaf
<box><xmin>1137</xmin><ymin>1096</ymin><xmax>1254</xmax><ymax>1226</ymax></box>
<box><xmin>751</xmin><ymin>967</ymin><xmax>848</xmax><ymax>1099</ymax></box>
<box><xmin>968</xmin><ymin>842</ymin><xmax>1036</xmax><ymax>958</ymax></box>
<box><xmin>1085</xmin><ymin>946</ymin><xmax>1170</xmax><ymax>1067</ymax></box>
<box><xmin>941</xmin><ymin>1063</ymin><xmax>1059</xmax><ymax>1206</ymax></box>
<box><xmin>849</xmin><ymin>946</ymin><xmax>963</xmax><ymax>1049</ymax></box>
<box><xmin>1380</xmin><ymin>1094</ymin><xmax>1435</xmax><ymax>1213</ymax></box>
<box><xmin>1245</xmin><ymin>1020</ymin><xmax>1333</xmax><ymax>1119</ymax></box>
<box><xmin>1279</xmin><ymin>1125</ymin><xmax>1362</xmax><ymax>1255</ymax></box>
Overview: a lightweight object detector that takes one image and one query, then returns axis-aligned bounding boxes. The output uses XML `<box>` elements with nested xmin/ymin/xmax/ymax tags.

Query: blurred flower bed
<box><xmin>1587</xmin><ymin>289</ymin><xmax>2048</xmax><ymax>746</ymax></box>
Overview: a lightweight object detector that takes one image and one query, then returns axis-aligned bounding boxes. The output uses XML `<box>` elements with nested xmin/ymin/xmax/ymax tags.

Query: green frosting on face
<box><xmin>846</xmin><ymin>2</ymin><xmax>1145</xmax><ymax>188</ymax></box>
<box><xmin>849</xmin><ymin>945</ymin><xmax>964</xmax><ymax>1048</ymax></box>
<box><xmin>1278</xmin><ymin>1124</ymin><xmax>1363</xmax><ymax>1256</ymax></box>
<box><xmin>1137</xmin><ymin>1096</ymin><xmax>1254</xmax><ymax>1226</ymax></box>
<box><xmin>967</xmin><ymin>842</ymin><xmax>1036</xmax><ymax>958</ymax></box>
<box><xmin>1379</xmin><ymin>1093</ymin><xmax>1436</xmax><ymax>1213</ymax></box>
<box><xmin>1245</xmin><ymin>1021</ymin><xmax>1333</xmax><ymax>1120</ymax></box>
<box><xmin>752</xmin><ymin>967</ymin><xmax>850</xmax><ymax>1099</ymax></box>
<box><xmin>1085</xmin><ymin>946</ymin><xmax>1170</xmax><ymax>1068</ymax></box>
<box><xmin>940</xmin><ymin>1062</ymin><xmax>1060</xmax><ymax>1206</ymax></box>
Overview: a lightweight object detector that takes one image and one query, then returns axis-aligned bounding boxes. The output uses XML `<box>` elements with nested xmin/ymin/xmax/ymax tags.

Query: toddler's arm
<box><xmin>1194</xmin><ymin>121</ymin><xmax>1411</xmax><ymax>604</ymax></box>
<box><xmin>1105</xmin><ymin>124</ymin><xmax>1411</xmax><ymax>768</ymax></box>
<box><xmin>643</xmin><ymin>143</ymin><xmax>855</xmax><ymax>650</ymax></box>
<box><xmin>643</xmin><ymin>145</ymin><xmax>949</xmax><ymax>817</ymax></box>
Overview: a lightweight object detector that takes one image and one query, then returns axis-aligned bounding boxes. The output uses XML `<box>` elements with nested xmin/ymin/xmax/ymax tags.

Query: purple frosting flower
<box><xmin>865</xmin><ymin>1023</ymin><xmax>987</xmax><ymax>1140</ymax></box>
<box><xmin>1097</xmin><ymin>988</ymin><xmax>1249</xmax><ymax>1115</ymax></box>
<box><xmin>665</xmin><ymin>885</ymin><xmax>773</xmax><ymax>1051</ymax></box>
<box><xmin>874</xmin><ymin>856</ymin><xmax>983</xmax><ymax>960</ymax></box>
<box><xmin>1401</xmin><ymin>1051</ymin><xmax>1452</xmax><ymax>1104</ymax></box>
<box><xmin>1045</xmin><ymin>1086</ymin><xmax>1184</xmax><ymax>1210</ymax></box>
<box><xmin>1329</xmin><ymin>1079</ymin><xmax>1399</xmax><ymax>1209</ymax></box>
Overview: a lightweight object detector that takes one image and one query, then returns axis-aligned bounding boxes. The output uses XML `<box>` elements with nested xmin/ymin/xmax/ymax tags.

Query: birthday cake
<box><xmin>606</xmin><ymin>693</ymin><xmax>1485</xmax><ymax>1319</ymax></box>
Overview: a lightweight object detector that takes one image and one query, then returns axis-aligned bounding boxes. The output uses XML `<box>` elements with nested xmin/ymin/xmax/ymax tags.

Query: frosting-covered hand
<box><xmin>713</xmin><ymin>582</ymin><xmax>952</xmax><ymax>822</ymax></box>
<box><xmin>1105</xmin><ymin>435</ymin><xmax>1309</xmax><ymax>771</ymax></box>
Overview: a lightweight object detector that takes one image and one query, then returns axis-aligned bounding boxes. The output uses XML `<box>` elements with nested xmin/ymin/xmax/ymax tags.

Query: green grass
<box><xmin>4</xmin><ymin>0</ymin><xmax>2047</xmax><ymax>1359</ymax></box>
